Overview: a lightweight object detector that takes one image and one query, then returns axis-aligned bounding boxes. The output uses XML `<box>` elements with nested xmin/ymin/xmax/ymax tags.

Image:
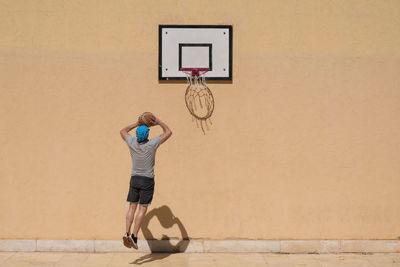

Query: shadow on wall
<box><xmin>131</xmin><ymin>205</ymin><xmax>189</xmax><ymax>265</ymax></box>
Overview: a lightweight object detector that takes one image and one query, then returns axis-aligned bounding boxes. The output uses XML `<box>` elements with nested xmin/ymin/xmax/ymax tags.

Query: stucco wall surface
<box><xmin>0</xmin><ymin>0</ymin><xmax>399</xmax><ymax>240</ymax></box>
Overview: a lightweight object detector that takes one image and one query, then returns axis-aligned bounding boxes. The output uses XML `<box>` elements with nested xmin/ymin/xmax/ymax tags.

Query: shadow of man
<box><xmin>131</xmin><ymin>205</ymin><xmax>189</xmax><ymax>265</ymax></box>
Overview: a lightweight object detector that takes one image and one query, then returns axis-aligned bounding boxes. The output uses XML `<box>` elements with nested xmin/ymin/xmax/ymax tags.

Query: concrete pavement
<box><xmin>1</xmin><ymin>252</ymin><xmax>400</xmax><ymax>266</ymax></box>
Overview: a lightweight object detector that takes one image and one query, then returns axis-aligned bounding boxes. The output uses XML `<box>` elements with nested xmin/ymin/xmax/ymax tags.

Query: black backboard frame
<box><xmin>159</xmin><ymin>25</ymin><xmax>233</xmax><ymax>81</ymax></box>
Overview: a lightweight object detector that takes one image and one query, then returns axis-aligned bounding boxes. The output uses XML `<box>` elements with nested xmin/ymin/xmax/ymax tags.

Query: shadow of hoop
<box><xmin>131</xmin><ymin>205</ymin><xmax>189</xmax><ymax>265</ymax></box>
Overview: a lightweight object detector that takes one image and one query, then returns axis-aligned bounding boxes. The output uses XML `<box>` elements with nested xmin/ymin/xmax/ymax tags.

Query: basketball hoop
<box><xmin>181</xmin><ymin>68</ymin><xmax>210</xmax><ymax>77</ymax></box>
<box><xmin>181</xmin><ymin>68</ymin><xmax>214</xmax><ymax>134</ymax></box>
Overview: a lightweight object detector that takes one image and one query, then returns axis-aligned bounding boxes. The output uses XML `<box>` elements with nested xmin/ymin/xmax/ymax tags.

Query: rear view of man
<box><xmin>120</xmin><ymin>115</ymin><xmax>172</xmax><ymax>249</ymax></box>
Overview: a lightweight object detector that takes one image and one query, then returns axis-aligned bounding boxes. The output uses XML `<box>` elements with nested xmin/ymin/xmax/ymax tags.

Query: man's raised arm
<box><xmin>155</xmin><ymin>117</ymin><xmax>172</xmax><ymax>144</ymax></box>
<box><xmin>120</xmin><ymin>122</ymin><xmax>140</xmax><ymax>141</ymax></box>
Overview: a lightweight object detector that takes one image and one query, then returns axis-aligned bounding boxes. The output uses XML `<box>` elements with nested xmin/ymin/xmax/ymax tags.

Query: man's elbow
<box><xmin>162</xmin><ymin>130</ymin><xmax>172</xmax><ymax>140</ymax></box>
<box><xmin>120</xmin><ymin>130</ymin><xmax>128</xmax><ymax>139</ymax></box>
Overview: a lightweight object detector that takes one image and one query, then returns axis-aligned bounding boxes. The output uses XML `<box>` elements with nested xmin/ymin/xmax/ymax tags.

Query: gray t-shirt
<box><xmin>125</xmin><ymin>135</ymin><xmax>161</xmax><ymax>178</ymax></box>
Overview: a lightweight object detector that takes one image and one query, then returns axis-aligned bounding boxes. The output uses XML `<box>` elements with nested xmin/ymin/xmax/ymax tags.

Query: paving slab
<box><xmin>362</xmin><ymin>253</ymin><xmax>400</xmax><ymax>267</ymax></box>
<box><xmin>1</xmin><ymin>252</ymin><xmax>40</xmax><ymax>267</ymax></box>
<box><xmin>212</xmin><ymin>253</ymin><xmax>245</xmax><ymax>267</ymax></box>
<box><xmin>187</xmin><ymin>253</ymin><xmax>217</xmax><ymax>267</ymax></box>
<box><xmin>314</xmin><ymin>253</ymin><xmax>374</xmax><ymax>267</ymax></box>
<box><xmin>236</xmin><ymin>253</ymin><xmax>267</xmax><ymax>267</ymax></box>
<box><xmin>288</xmin><ymin>254</ymin><xmax>322</xmax><ymax>267</ymax></box>
<box><xmin>54</xmin><ymin>253</ymin><xmax>90</xmax><ymax>267</ymax></box>
<box><xmin>0</xmin><ymin>253</ymin><xmax>14</xmax><ymax>264</ymax></box>
<box><xmin>263</xmin><ymin>253</ymin><xmax>295</xmax><ymax>267</ymax></box>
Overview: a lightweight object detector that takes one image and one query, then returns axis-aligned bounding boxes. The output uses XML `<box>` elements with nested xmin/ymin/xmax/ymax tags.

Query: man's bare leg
<box><xmin>132</xmin><ymin>205</ymin><xmax>148</xmax><ymax>236</ymax></box>
<box><xmin>126</xmin><ymin>203</ymin><xmax>138</xmax><ymax>234</ymax></box>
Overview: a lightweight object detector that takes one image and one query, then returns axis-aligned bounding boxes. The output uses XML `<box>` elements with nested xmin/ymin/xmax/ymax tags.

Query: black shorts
<box><xmin>127</xmin><ymin>175</ymin><xmax>155</xmax><ymax>206</ymax></box>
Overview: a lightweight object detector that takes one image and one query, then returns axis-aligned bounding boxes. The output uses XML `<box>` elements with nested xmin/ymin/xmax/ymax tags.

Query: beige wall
<box><xmin>1</xmin><ymin>0</ymin><xmax>400</xmax><ymax>240</ymax></box>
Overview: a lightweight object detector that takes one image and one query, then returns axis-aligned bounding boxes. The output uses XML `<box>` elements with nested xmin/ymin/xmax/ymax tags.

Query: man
<box><xmin>120</xmin><ymin>115</ymin><xmax>172</xmax><ymax>249</ymax></box>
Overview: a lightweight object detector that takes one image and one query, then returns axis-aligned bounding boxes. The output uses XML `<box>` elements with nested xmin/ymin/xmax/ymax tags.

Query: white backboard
<box><xmin>159</xmin><ymin>25</ymin><xmax>232</xmax><ymax>80</ymax></box>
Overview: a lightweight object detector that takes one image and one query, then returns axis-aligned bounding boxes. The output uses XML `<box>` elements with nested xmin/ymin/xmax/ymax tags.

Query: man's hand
<box><xmin>147</xmin><ymin>114</ymin><xmax>157</xmax><ymax>126</ymax></box>
<box><xmin>138</xmin><ymin>113</ymin><xmax>157</xmax><ymax>127</ymax></box>
<box><xmin>137</xmin><ymin>115</ymin><xmax>146</xmax><ymax>126</ymax></box>
<box><xmin>153</xmin><ymin>116</ymin><xmax>161</xmax><ymax>125</ymax></box>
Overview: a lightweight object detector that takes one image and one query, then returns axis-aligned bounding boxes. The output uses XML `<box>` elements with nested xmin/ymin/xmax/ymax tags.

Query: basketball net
<box><xmin>182</xmin><ymin>69</ymin><xmax>214</xmax><ymax>134</ymax></box>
